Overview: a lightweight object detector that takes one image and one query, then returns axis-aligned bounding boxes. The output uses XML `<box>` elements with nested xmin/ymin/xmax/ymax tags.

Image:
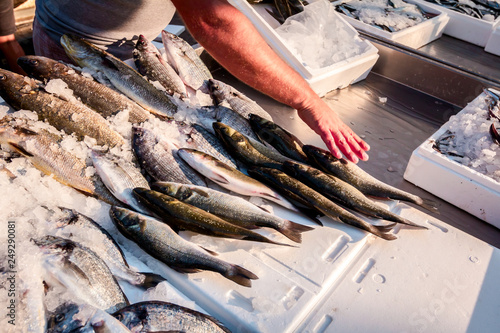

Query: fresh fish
<box><xmin>188</xmin><ymin>123</ymin><xmax>238</xmax><ymax>169</ymax></box>
<box><xmin>248</xmin><ymin>167</ymin><xmax>398</xmax><ymax>240</ymax></box>
<box><xmin>110</xmin><ymin>206</ymin><xmax>259</xmax><ymax>287</ymax></box>
<box><xmin>213</xmin><ymin>122</ymin><xmax>283</xmax><ymax>170</ymax></box>
<box><xmin>0</xmin><ymin>117</ymin><xmax>120</xmax><ymax>205</ymax></box>
<box><xmin>47</xmin><ymin>302</ymin><xmax>132</xmax><ymax>333</ymax></box>
<box><xmin>249</xmin><ymin>113</ymin><xmax>309</xmax><ymax>163</ymax></box>
<box><xmin>34</xmin><ymin>235</ymin><xmax>129</xmax><ymax>313</ymax></box>
<box><xmin>161</xmin><ymin>30</ymin><xmax>213</xmax><ymax>91</ymax></box>
<box><xmin>200</xmin><ymin>105</ymin><xmax>261</xmax><ymax>141</ymax></box>
<box><xmin>303</xmin><ymin>145</ymin><xmax>439</xmax><ymax>213</ymax></box>
<box><xmin>206</xmin><ymin>79</ymin><xmax>273</xmax><ymax>121</ymax></box>
<box><xmin>177</xmin><ymin>148</ymin><xmax>299</xmax><ymax>211</ymax></box>
<box><xmin>53</xmin><ymin>207</ymin><xmax>166</xmax><ymax>289</ymax></box>
<box><xmin>132</xmin><ymin>126</ymin><xmax>206</xmax><ymax>186</ymax></box>
<box><xmin>133</xmin><ymin>35</ymin><xmax>187</xmax><ymax>98</ymax></box>
<box><xmin>152</xmin><ymin>181</ymin><xmax>314</xmax><ymax>243</ymax></box>
<box><xmin>282</xmin><ymin>161</ymin><xmax>427</xmax><ymax>228</ymax></box>
<box><xmin>91</xmin><ymin>150</ymin><xmax>151</xmax><ymax>213</ymax></box>
<box><xmin>0</xmin><ymin>68</ymin><xmax>124</xmax><ymax>147</ymax></box>
<box><xmin>60</xmin><ymin>34</ymin><xmax>178</xmax><ymax>118</ymax></box>
<box><xmin>17</xmin><ymin>55</ymin><xmax>152</xmax><ymax>123</ymax></box>
<box><xmin>113</xmin><ymin>301</ymin><xmax>230</xmax><ymax>333</ymax></box>
<box><xmin>133</xmin><ymin>188</ymin><xmax>293</xmax><ymax>246</ymax></box>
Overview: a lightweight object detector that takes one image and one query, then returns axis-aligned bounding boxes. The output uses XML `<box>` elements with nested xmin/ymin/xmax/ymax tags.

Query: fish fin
<box><xmin>377</xmin><ymin>232</ymin><xmax>398</xmax><ymax>241</ymax></box>
<box><xmin>171</xmin><ymin>267</ymin><xmax>203</xmax><ymax>274</ymax></box>
<box><xmin>417</xmin><ymin>198</ymin><xmax>440</xmax><ymax>214</ymax></box>
<box><xmin>139</xmin><ymin>272</ymin><xmax>167</xmax><ymax>289</ymax></box>
<box><xmin>277</xmin><ymin>220</ymin><xmax>315</xmax><ymax>243</ymax></box>
<box><xmin>209</xmin><ymin>173</ymin><xmax>230</xmax><ymax>185</ymax></box>
<box><xmin>225</xmin><ymin>264</ymin><xmax>258</xmax><ymax>287</ymax></box>
<box><xmin>397</xmin><ymin>217</ymin><xmax>429</xmax><ymax>229</ymax></box>
<box><xmin>8</xmin><ymin>142</ymin><xmax>34</xmax><ymax>157</ymax></box>
<box><xmin>374</xmin><ymin>223</ymin><xmax>397</xmax><ymax>233</ymax></box>
<box><xmin>200</xmin><ymin>246</ymin><xmax>219</xmax><ymax>256</ymax></box>
<box><xmin>254</xmin><ymin>204</ymin><xmax>273</xmax><ymax>214</ymax></box>
<box><xmin>295</xmin><ymin>207</ymin><xmax>323</xmax><ymax>226</ymax></box>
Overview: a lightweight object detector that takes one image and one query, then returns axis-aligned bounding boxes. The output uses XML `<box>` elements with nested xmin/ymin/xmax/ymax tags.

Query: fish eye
<box><xmin>115</xmin><ymin>313</ymin><xmax>123</xmax><ymax>321</ymax></box>
<box><xmin>54</xmin><ymin>313</ymin><xmax>65</xmax><ymax>323</ymax></box>
<box><xmin>0</xmin><ymin>74</ymin><xmax>6</xmax><ymax>81</ymax></box>
<box><xmin>30</xmin><ymin>59</ymin><xmax>39</xmax><ymax>66</ymax></box>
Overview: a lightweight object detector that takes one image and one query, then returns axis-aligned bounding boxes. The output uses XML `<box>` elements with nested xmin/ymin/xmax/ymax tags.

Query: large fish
<box><xmin>109</xmin><ymin>206</ymin><xmax>259</xmax><ymax>287</ymax></box>
<box><xmin>249</xmin><ymin>113</ymin><xmax>309</xmax><ymax>163</ymax></box>
<box><xmin>113</xmin><ymin>301</ymin><xmax>230</xmax><ymax>333</ymax></box>
<box><xmin>303</xmin><ymin>145</ymin><xmax>439</xmax><ymax>213</ymax></box>
<box><xmin>133</xmin><ymin>188</ymin><xmax>293</xmax><ymax>246</ymax></box>
<box><xmin>206</xmin><ymin>79</ymin><xmax>273</xmax><ymax>121</ymax></box>
<box><xmin>0</xmin><ymin>68</ymin><xmax>124</xmax><ymax>147</ymax></box>
<box><xmin>248</xmin><ymin>167</ymin><xmax>398</xmax><ymax>240</ymax></box>
<box><xmin>132</xmin><ymin>126</ymin><xmax>207</xmax><ymax>186</ymax></box>
<box><xmin>161</xmin><ymin>30</ymin><xmax>213</xmax><ymax>91</ymax></box>
<box><xmin>53</xmin><ymin>207</ymin><xmax>165</xmax><ymax>289</ymax></box>
<box><xmin>60</xmin><ymin>34</ymin><xmax>178</xmax><ymax>118</ymax></box>
<box><xmin>17</xmin><ymin>55</ymin><xmax>152</xmax><ymax>123</ymax></box>
<box><xmin>188</xmin><ymin>123</ymin><xmax>238</xmax><ymax>169</ymax></box>
<box><xmin>133</xmin><ymin>34</ymin><xmax>187</xmax><ymax>98</ymax></box>
<box><xmin>199</xmin><ymin>105</ymin><xmax>261</xmax><ymax>141</ymax></box>
<box><xmin>282</xmin><ymin>161</ymin><xmax>427</xmax><ymax>228</ymax></box>
<box><xmin>0</xmin><ymin>117</ymin><xmax>120</xmax><ymax>204</ymax></box>
<box><xmin>34</xmin><ymin>235</ymin><xmax>129</xmax><ymax>313</ymax></box>
<box><xmin>152</xmin><ymin>181</ymin><xmax>314</xmax><ymax>243</ymax></box>
<box><xmin>177</xmin><ymin>148</ymin><xmax>298</xmax><ymax>211</ymax></box>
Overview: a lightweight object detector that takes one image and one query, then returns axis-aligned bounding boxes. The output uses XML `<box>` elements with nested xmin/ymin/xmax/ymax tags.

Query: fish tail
<box><xmin>372</xmin><ymin>224</ymin><xmax>398</xmax><ymax>240</ymax></box>
<box><xmin>225</xmin><ymin>264</ymin><xmax>258</xmax><ymax>287</ymax></box>
<box><xmin>374</xmin><ymin>223</ymin><xmax>397</xmax><ymax>233</ymax></box>
<box><xmin>417</xmin><ymin>198</ymin><xmax>440</xmax><ymax>214</ymax></box>
<box><xmin>397</xmin><ymin>217</ymin><xmax>429</xmax><ymax>229</ymax></box>
<box><xmin>277</xmin><ymin>220</ymin><xmax>314</xmax><ymax>243</ymax></box>
<box><xmin>242</xmin><ymin>234</ymin><xmax>296</xmax><ymax>247</ymax></box>
<box><xmin>139</xmin><ymin>272</ymin><xmax>167</xmax><ymax>289</ymax></box>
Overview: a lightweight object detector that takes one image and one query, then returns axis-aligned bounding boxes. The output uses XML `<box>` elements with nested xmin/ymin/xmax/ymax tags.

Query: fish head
<box><xmin>60</xmin><ymin>34</ymin><xmax>104</xmax><ymax>69</ymax></box>
<box><xmin>109</xmin><ymin>206</ymin><xmax>142</xmax><ymax>230</ymax></box>
<box><xmin>134</xmin><ymin>34</ymin><xmax>150</xmax><ymax>52</ymax></box>
<box><xmin>151</xmin><ymin>181</ymin><xmax>179</xmax><ymax>197</ymax></box>
<box><xmin>205</xmin><ymin>79</ymin><xmax>230</xmax><ymax>105</ymax></box>
<box><xmin>131</xmin><ymin>126</ymin><xmax>154</xmax><ymax>147</ymax></box>
<box><xmin>113</xmin><ymin>307</ymin><xmax>144</xmax><ymax>331</ymax></box>
<box><xmin>32</xmin><ymin>235</ymin><xmax>76</xmax><ymax>256</ymax></box>
<box><xmin>46</xmin><ymin>302</ymin><xmax>95</xmax><ymax>333</ymax></box>
<box><xmin>17</xmin><ymin>56</ymin><xmax>69</xmax><ymax>80</ymax></box>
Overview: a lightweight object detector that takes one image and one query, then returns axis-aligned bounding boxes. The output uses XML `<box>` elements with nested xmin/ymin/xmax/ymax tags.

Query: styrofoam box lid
<box><xmin>228</xmin><ymin>0</ymin><xmax>379</xmax><ymax>80</ymax></box>
<box><xmin>411</xmin><ymin>0</ymin><xmax>500</xmax><ymax>47</ymax></box>
<box><xmin>330</xmin><ymin>0</ymin><xmax>450</xmax><ymax>49</ymax></box>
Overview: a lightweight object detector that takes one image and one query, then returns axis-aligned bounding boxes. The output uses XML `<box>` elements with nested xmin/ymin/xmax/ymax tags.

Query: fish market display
<box><xmin>17</xmin><ymin>55</ymin><xmax>152</xmax><ymax>123</ymax></box>
<box><xmin>334</xmin><ymin>0</ymin><xmax>432</xmax><ymax>32</ymax></box>
<box><xmin>424</xmin><ymin>0</ymin><xmax>499</xmax><ymax>20</ymax></box>
<box><xmin>113</xmin><ymin>301</ymin><xmax>231</xmax><ymax>332</ymax></box>
<box><xmin>61</xmin><ymin>34</ymin><xmax>179</xmax><ymax>118</ymax></box>
<box><xmin>188</xmin><ymin>123</ymin><xmax>239</xmax><ymax>168</ymax></box>
<box><xmin>110</xmin><ymin>206</ymin><xmax>259</xmax><ymax>287</ymax></box>
<box><xmin>133</xmin><ymin>34</ymin><xmax>188</xmax><ymax>98</ymax></box>
<box><xmin>200</xmin><ymin>105</ymin><xmax>261</xmax><ymax>141</ymax></box>
<box><xmin>0</xmin><ymin>68</ymin><xmax>125</xmax><ymax>147</ymax></box>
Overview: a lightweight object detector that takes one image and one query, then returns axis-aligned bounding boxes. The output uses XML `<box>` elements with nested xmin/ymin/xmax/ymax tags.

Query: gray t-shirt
<box><xmin>35</xmin><ymin>0</ymin><xmax>176</xmax><ymax>59</ymax></box>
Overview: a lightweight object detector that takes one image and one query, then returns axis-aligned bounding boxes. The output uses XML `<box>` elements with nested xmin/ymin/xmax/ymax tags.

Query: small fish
<box><xmin>161</xmin><ymin>30</ymin><xmax>213</xmax><ymax>91</ymax></box>
<box><xmin>152</xmin><ymin>181</ymin><xmax>314</xmax><ymax>243</ymax></box>
<box><xmin>188</xmin><ymin>123</ymin><xmax>238</xmax><ymax>169</ymax></box>
<box><xmin>177</xmin><ymin>148</ymin><xmax>299</xmax><ymax>211</ymax></box>
<box><xmin>61</xmin><ymin>34</ymin><xmax>178</xmax><ymax>118</ymax></box>
<box><xmin>132</xmin><ymin>126</ymin><xmax>206</xmax><ymax>186</ymax></box>
<box><xmin>248</xmin><ymin>113</ymin><xmax>309</xmax><ymax>163</ymax></box>
<box><xmin>17</xmin><ymin>55</ymin><xmax>152</xmax><ymax>123</ymax></box>
<box><xmin>113</xmin><ymin>301</ymin><xmax>230</xmax><ymax>333</ymax></box>
<box><xmin>248</xmin><ymin>167</ymin><xmax>397</xmax><ymax>240</ymax></box>
<box><xmin>133</xmin><ymin>34</ymin><xmax>187</xmax><ymax>97</ymax></box>
<box><xmin>133</xmin><ymin>188</ymin><xmax>293</xmax><ymax>246</ymax></box>
<box><xmin>213</xmin><ymin>122</ymin><xmax>283</xmax><ymax>169</ymax></box>
<box><xmin>303</xmin><ymin>145</ymin><xmax>439</xmax><ymax>213</ymax></box>
<box><xmin>34</xmin><ymin>235</ymin><xmax>129</xmax><ymax>313</ymax></box>
<box><xmin>0</xmin><ymin>68</ymin><xmax>124</xmax><ymax>147</ymax></box>
<box><xmin>110</xmin><ymin>206</ymin><xmax>259</xmax><ymax>287</ymax></box>
<box><xmin>206</xmin><ymin>79</ymin><xmax>273</xmax><ymax>121</ymax></box>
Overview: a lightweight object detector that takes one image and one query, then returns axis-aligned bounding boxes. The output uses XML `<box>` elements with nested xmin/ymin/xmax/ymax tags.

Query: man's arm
<box><xmin>171</xmin><ymin>0</ymin><xmax>369</xmax><ymax>163</ymax></box>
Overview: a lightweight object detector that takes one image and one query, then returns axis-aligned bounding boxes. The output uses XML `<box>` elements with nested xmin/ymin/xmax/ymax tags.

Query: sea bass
<box><xmin>110</xmin><ymin>206</ymin><xmax>259</xmax><ymax>287</ymax></box>
<box><xmin>17</xmin><ymin>55</ymin><xmax>152</xmax><ymax>123</ymax></box>
<box><xmin>61</xmin><ymin>34</ymin><xmax>178</xmax><ymax>118</ymax></box>
<box><xmin>0</xmin><ymin>68</ymin><xmax>124</xmax><ymax>147</ymax></box>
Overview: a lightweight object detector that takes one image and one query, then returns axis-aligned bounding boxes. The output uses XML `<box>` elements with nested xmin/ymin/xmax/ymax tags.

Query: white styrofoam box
<box><xmin>331</xmin><ymin>0</ymin><xmax>450</xmax><ymax>49</ymax></box>
<box><xmin>228</xmin><ymin>0</ymin><xmax>379</xmax><ymax>97</ymax></box>
<box><xmin>412</xmin><ymin>0</ymin><xmax>500</xmax><ymax>47</ymax></box>
<box><xmin>404</xmin><ymin>90</ymin><xmax>500</xmax><ymax>228</ymax></box>
<box><xmin>485</xmin><ymin>24</ymin><xmax>500</xmax><ymax>56</ymax></box>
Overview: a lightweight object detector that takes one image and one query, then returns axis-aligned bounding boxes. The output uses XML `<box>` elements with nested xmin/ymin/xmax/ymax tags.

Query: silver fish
<box><xmin>188</xmin><ymin>123</ymin><xmax>238</xmax><ymax>169</ymax></box>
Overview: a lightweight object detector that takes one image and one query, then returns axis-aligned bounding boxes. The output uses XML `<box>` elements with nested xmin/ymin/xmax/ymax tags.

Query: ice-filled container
<box><xmin>228</xmin><ymin>0</ymin><xmax>379</xmax><ymax>97</ymax></box>
<box><xmin>331</xmin><ymin>0</ymin><xmax>450</xmax><ymax>49</ymax></box>
<box><xmin>412</xmin><ymin>0</ymin><xmax>500</xmax><ymax>47</ymax></box>
<box><xmin>404</xmin><ymin>89</ymin><xmax>500</xmax><ymax>228</ymax></box>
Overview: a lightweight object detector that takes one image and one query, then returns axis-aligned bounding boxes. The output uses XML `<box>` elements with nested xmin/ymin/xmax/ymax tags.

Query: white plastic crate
<box><xmin>331</xmin><ymin>0</ymin><xmax>450</xmax><ymax>49</ymax></box>
<box><xmin>485</xmin><ymin>24</ymin><xmax>500</xmax><ymax>56</ymax></box>
<box><xmin>228</xmin><ymin>0</ymin><xmax>379</xmax><ymax>97</ymax></box>
<box><xmin>404</xmin><ymin>89</ymin><xmax>500</xmax><ymax>228</ymax></box>
<box><xmin>412</xmin><ymin>0</ymin><xmax>500</xmax><ymax>47</ymax></box>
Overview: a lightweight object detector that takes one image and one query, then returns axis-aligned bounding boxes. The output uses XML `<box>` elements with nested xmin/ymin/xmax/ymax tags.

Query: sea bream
<box><xmin>152</xmin><ymin>181</ymin><xmax>314</xmax><ymax>243</ymax></box>
<box><xmin>17</xmin><ymin>55</ymin><xmax>152</xmax><ymax>124</ymax></box>
<box><xmin>113</xmin><ymin>301</ymin><xmax>230</xmax><ymax>333</ymax></box>
<box><xmin>60</xmin><ymin>34</ymin><xmax>178</xmax><ymax>119</ymax></box>
<box><xmin>0</xmin><ymin>68</ymin><xmax>124</xmax><ymax>147</ymax></box>
<box><xmin>109</xmin><ymin>206</ymin><xmax>259</xmax><ymax>287</ymax></box>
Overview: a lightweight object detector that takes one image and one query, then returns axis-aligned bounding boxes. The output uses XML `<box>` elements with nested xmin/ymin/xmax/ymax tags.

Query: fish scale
<box><xmin>189</xmin><ymin>123</ymin><xmax>238</xmax><ymax>169</ymax></box>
